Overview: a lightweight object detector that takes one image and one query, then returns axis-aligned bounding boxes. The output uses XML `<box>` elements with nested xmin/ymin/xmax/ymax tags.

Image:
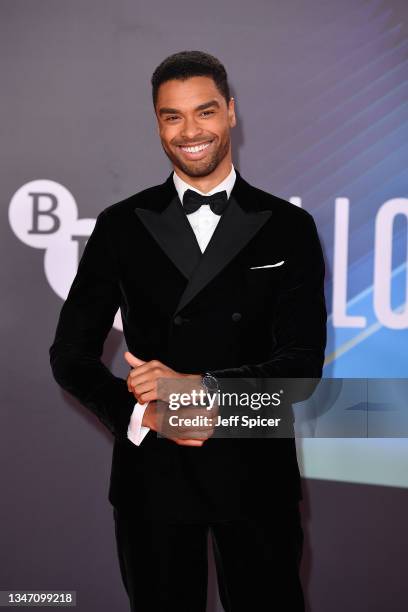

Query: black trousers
<box><xmin>113</xmin><ymin>503</ymin><xmax>304</xmax><ymax>612</ymax></box>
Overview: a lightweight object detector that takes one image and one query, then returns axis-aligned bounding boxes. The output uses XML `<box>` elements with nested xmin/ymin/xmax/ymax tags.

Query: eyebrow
<box><xmin>158</xmin><ymin>99</ymin><xmax>221</xmax><ymax>116</ymax></box>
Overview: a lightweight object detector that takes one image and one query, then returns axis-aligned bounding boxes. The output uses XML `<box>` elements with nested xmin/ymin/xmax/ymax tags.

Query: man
<box><xmin>49</xmin><ymin>50</ymin><xmax>327</xmax><ymax>612</ymax></box>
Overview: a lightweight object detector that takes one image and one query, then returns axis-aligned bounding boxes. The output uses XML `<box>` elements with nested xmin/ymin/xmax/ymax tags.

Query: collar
<box><xmin>172</xmin><ymin>163</ymin><xmax>236</xmax><ymax>203</ymax></box>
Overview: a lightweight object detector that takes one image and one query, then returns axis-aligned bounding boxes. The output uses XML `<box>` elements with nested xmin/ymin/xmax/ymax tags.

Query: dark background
<box><xmin>2</xmin><ymin>1</ymin><xmax>408</xmax><ymax>610</ymax></box>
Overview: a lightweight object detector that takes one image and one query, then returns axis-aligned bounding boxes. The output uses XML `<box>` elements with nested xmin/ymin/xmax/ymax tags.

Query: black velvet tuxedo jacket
<box><xmin>49</xmin><ymin>168</ymin><xmax>327</xmax><ymax>522</ymax></box>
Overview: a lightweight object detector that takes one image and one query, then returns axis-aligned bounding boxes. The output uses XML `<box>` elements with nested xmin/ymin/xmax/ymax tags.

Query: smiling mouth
<box><xmin>177</xmin><ymin>140</ymin><xmax>213</xmax><ymax>155</ymax></box>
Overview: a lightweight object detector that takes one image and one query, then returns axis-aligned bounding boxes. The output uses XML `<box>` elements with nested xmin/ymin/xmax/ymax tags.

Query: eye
<box><xmin>200</xmin><ymin>110</ymin><xmax>215</xmax><ymax>117</ymax></box>
<box><xmin>165</xmin><ymin>115</ymin><xmax>179</xmax><ymax>122</ymax></box>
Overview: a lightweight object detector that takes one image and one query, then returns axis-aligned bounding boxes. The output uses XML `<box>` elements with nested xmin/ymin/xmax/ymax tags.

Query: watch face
<box><xmin>203</xmin><ymin>375</ymin><xmax>219</xmax><ymax>392</ymax></box>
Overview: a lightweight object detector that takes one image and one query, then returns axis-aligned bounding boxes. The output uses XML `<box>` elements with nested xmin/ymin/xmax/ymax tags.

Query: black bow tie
<box><xmin>182</xmin><ymin>188</ymin><xmax>229</xmax><ymax>216</ymax></box>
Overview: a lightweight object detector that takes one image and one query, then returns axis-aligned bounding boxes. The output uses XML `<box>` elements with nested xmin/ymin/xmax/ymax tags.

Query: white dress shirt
<box><xmin>127</xmin><ymin>164</ymin><xmax>237</xmax><ymax>446</ymax></box>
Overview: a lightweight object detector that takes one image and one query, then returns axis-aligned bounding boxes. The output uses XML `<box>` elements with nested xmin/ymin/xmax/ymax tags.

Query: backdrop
<box><xmin>2</xmin><ymin>1</ymin><xmax>408</xmax><ymax>610</ymax></box>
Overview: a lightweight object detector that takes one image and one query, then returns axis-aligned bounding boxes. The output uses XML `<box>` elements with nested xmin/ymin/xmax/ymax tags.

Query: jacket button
<box><xmin>232</xmin><ymin>312</ymin><xmax>242</xmax><ymax>322</ymax></box>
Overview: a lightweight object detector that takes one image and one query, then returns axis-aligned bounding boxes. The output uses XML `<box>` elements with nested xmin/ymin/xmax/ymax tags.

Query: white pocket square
<box><xmin>249</xmin><ymin>260</ymin><xmax>285</xmax><ymax>269</ymax></box>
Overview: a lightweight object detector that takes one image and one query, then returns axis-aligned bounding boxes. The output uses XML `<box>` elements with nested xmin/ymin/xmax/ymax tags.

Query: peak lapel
<box><xmin>133</xmin><ymin>170</ymin><xmax>273</xmax><ymax>317</ymax></box>
<box><xmin>134</xmin><ymin>173</ymin><xmax>202</xmax><ymax>280</ymax></box>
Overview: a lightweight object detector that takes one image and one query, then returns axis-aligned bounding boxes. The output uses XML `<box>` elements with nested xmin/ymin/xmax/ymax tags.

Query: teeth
<box><xmin>181</xmin><ymin>142</ymin><xmax>211</xmax><ymax>153</ymax></box>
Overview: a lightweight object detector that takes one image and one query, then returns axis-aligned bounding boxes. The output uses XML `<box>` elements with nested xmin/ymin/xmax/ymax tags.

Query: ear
<box><xmin>154</xmin><ymin>113</ymin><xmax>160</xmax><ymax>134</ymax></box>
<box><xmin>228</xmin><ymin>97</ymin><xmax>237</xmax><ymax>128</ymax></box>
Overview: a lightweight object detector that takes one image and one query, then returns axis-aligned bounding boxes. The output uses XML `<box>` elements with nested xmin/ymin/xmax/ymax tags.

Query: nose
<box><xmin>180</xmin><ymin>115</ymin><xmax>203</xmax><ymax>141</ymax></box>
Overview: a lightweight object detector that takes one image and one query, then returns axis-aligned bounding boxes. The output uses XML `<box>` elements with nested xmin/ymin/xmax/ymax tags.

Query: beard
<box><xmin>161</xmin><ymin>134</ymin><xmax>230</xmax><ymax>178</ymax></box>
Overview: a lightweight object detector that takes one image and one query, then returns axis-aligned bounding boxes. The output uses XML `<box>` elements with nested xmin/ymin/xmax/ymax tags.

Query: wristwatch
<box><xmin>201</xmin><ymin>372</ymin><xmax>219</xmax><ymax>394</ymax></box>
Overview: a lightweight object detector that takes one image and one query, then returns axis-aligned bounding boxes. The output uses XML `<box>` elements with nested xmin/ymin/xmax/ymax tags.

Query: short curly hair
<box><xmin>151</xmin><ymin>50</ymin><xmax>231</xmax><ymax>109</ymax></box>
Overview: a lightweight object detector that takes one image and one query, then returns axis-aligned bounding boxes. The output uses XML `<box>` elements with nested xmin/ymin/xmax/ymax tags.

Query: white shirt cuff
<box><xmin>127</xmin><ymin>401</ymin><xmax>150</xmax><ymax>446</ymax></box>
